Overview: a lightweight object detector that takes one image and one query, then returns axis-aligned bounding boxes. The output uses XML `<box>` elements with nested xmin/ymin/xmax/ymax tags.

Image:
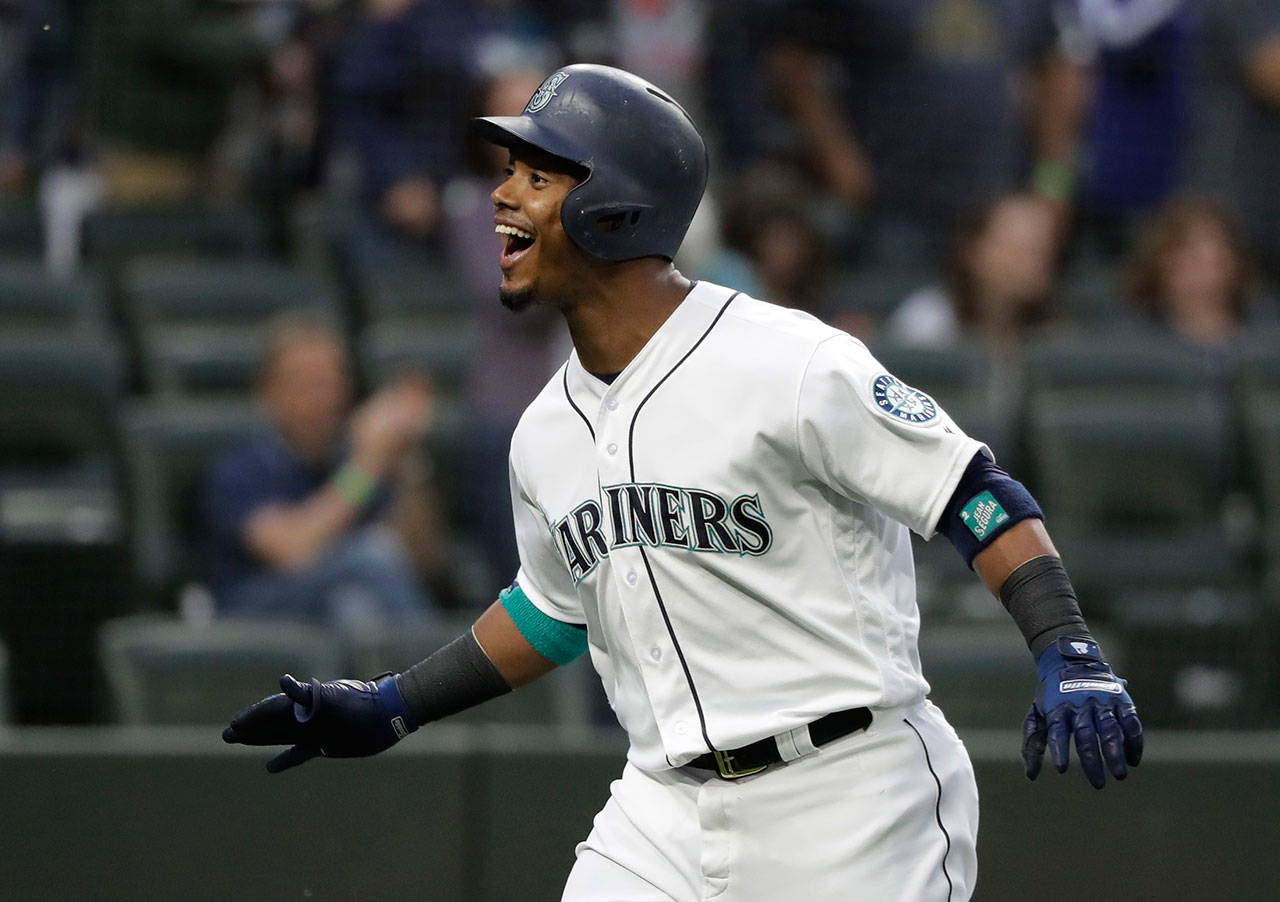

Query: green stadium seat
<box><xmin>359</xmin><ymin>258</ymin><xmax>470</xmax><ymax>325</ymax></box>
<box><xmin>1234</xmin><ymin>331</ymin><xmax>1280</xmax><ymax>396</ymax></box>
<box><xmin>0</xmin><ymin>257</ymin><xmax>110</xmax><ymax>332</ymax></box>
<box><xmin>124</xmin><ymin>258</ymin><xmax>342</xmax><ymax>327</ymax></box>
<box><xmin>1058</xmin><ymin>257</ymin><xmax>1124</xmax><ymax>322</ymax></box>
<box><xmin>918</xmin><ymin>622</ymin><xmax>1124</xmax><ymax>730</ymax></box>
<box><xmin>0</xmin><ymin>637</ymin><xmax>10</xmax><ymax>724</ymax></box>
<box><xmin>120</xmin><ymin>398</ymin><xmax>268</xmax><ymax>601</ymax></box>
<box><xmin>345</xmin><ymin>618</ymin><xmax>596</xmax><ymax>727</ymax></box>
<box><xmin>1024</xmin><ymin>329</ymin><xmax>1212</xmax><ymax>397</ymax></box>
<box><xmin>122</xmin><ymin>258</ymin><xmax>344</xmax><ymax>394</ymax></box>
<box><xmin>141</xmin><ymin>324</ymin><xmax>262</xmax><ymax>395</ymax></box>
<box><xmin>359</xmin><ymin>319</ymin><xmax>478</xmax><ymax>397</ymax></box>
<box><xmin>0</xmin><ymin>199</ymin><xmax>43</xmax><ymax>255</ymax></box>
<box><xmin>1028</xmin><ymin>392</ymin><xmax>1241</xmax><ymax>603</ymax></box>
<box><xmin>1109</xmin><ymin>588</ymin><xmax>1276</xmax><ymax>729</ymax></box>
<box><xmin>1242</xmin><ymin>389</ymin><xmax>1280</xmax><ymax>596</ymax></box>
<box><xmin>98</xmin><ymin>615</ymin><xmax>341</xmax><ymax>725</ymax></box>
<box><xmin>821</xmin><ymin>264</ymin><xmax>931</xmax><ymax>321</ymax></box>
<box><xmin>82</xmin><ymin>204</ymin><xmax>269</xmax><ymax>263</ymax></box>
<box><xmin>0</xmin><ymin>331</ymin><xmax>126</xmax><ymax>544</ymax></box>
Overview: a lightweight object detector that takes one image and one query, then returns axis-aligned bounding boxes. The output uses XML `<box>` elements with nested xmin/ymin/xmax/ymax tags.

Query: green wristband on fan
<box><xmin>332</xmin><ymin>461</ymin><xmax>378</xmax><ymax>508</ymax></box>
<box><xmin>1032</xmin><ymin>159</ymin><xmax>1076</xmax><ymax>202</ymax></box>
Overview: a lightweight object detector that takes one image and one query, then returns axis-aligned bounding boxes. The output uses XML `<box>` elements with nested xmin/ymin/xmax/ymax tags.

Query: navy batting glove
<box><xmin>222</xmin><ymin>673</ymin><xmax>417</xmax><ymax>773</ymax></box>
<box><xmin>1022</xmin><ymin>637</ymin><xmax>1143</xmax><ymax>789</ymax></box>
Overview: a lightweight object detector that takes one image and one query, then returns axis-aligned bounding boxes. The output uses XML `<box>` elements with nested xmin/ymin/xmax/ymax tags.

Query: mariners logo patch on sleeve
<box><xmin>871</xmin><ymin>374</ymin><xmax>939</xmax><ymax>425</ymax></box>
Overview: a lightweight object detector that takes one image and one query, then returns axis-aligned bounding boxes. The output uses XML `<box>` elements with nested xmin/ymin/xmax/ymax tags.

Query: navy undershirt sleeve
<box><xmin>935</xmin><ymin>451</ymin><xmax>1044</xmax><ymax>569</ymax></box>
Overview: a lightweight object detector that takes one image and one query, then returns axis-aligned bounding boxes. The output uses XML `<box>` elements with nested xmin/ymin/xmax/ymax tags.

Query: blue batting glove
<box><xmin>1022</xmin><ymin>637</ymin><xmax>1143</xmax><ymax>789</ymax></box>
<box><xmin>223</xmin><ymin>673</ymin><xmax>417</xmax><ymax>773</ymax></box>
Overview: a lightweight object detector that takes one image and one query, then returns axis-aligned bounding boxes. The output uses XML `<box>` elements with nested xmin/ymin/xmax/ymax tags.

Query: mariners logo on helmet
<box><xmin>526</xmin><ymin>71</ymin><xmax>570</xmax><ymax>113</ymax></box>
<box><xmin>872</xmin><ymin>374</ymin><xmax>938</xmax><ymax>425</ymax></box>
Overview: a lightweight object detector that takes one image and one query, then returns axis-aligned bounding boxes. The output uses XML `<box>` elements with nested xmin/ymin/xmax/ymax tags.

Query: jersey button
<box><xmin>675</xmin><ymin>722</ymin><xmax>688</xmax><ymax>735</ymax></box>
<box><xmin>625</xmin><ymin>570</ymin><xmax>639</xmax><ymax>586</ymax></box>
<box><xmin>650</xmin><ymin>647</ymin><xmax>662</xmax><ymax>662</ymax></box>
<box><xmin>606</xmin><ymin>398</ymin><xmax>619</xmax><ymax>411</ymax></box>
<box><xmin>606</xmin><ymin>442</ymin><xmax>618</xmax><ymax>455</ymax></box>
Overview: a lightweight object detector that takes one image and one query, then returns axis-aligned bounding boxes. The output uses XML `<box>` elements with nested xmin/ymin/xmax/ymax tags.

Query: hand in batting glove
<box><xmin>1022</xmin><ymin>637</ymin><xmax>1143</xmax><ymax>789</ymax></box>
<box><xmin>222</xmin><ymin>674</ymin><xmax>417</xmax><ymax>773</ymax></box>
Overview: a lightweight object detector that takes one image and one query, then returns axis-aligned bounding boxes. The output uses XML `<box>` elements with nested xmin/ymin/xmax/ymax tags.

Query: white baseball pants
<box><xmin>561</xmin><ymin>701</ymin><xmax>978</xmax><ymax>902</ymax></box>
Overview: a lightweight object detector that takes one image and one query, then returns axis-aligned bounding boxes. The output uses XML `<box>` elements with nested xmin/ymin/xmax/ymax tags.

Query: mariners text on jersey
<box><xmin>554</xmin><ymin>484</ymin><xmax>774</xmax><ymax>582</ymax></box>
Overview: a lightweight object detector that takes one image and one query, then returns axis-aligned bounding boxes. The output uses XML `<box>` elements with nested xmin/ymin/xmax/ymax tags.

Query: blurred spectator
<box><xmin>718</xmin><ymin>160</ymin><xmax>824</xmax><ymax>314</ymax></box>
<box><xmin>762</xmin><ymin>0</ymin><xmax>1074</xmax><ymax>267</ymax></box>
<box><xmin>609</xmin><ymin>0</ymin><xmax>708</xmax><ymax>122</ymax></box>
<box><xmin>1057</xmin><ymin>0</ymin><xmax>1194</xmax><ymax>256</ymax></box>
<box><xmin>293</xmin><ymin>0</ymin><xmax>509</xmax><ymax>275</ymax></box>
<box><xmin>443</xmin><ymin>65</ymin><xmax>567</xmax><ymax>582</ymax></box>
<box><xmin>1185</xmin><ymin>0</ymin><xmax>1280</xmax><ymax>286</ymax></box>
<box><xmin>0</xmin><ymin>0</ymin><xmax>81</xmax><ymax>195</ymax></box>
<box><xmin>1124</xmin><ymin>195</ymin><xmax>1254</xmax><ymax>350</ymax></box>
<box><xmin>203</xmin><ymin>312</ymin><xmax>445</xmax><ymax>634</ymax></box>
<box><xmin>885</xmin><ymin>193</ymin><xmax>1059</xmax><ymax>348</ymax></box>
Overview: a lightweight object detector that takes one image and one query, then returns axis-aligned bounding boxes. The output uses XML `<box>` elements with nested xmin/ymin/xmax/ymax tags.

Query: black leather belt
<box><xmin>687</xmin><ymin>707</ymin><xmax>873</xmax><ymax>779</ymax></box>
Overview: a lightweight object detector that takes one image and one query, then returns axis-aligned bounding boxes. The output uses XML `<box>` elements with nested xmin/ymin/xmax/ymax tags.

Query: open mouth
<box><xmin>496</xmin><ymin>224</ymin><xmax>536</xmax><ymax>268</ymax></box>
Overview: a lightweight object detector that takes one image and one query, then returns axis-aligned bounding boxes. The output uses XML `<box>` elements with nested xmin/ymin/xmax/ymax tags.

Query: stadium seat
<box><xmin>1058</xmin><ymin>257</ymin><xmax>1124</xmax><ymax>322</ymax></box>
<box><xmin>119</xmin><ymin>398</ymin><xmax>269</xmax><ymax>601</ymax></box>
<box><xmin>359</xmin><ymin>319</ymin><xmax>478</xmax><ymax>397</ymax></box>
<box><xmin>0</xmin><ymin>330</ymin><xmax>126</xmax><ymax>544</ymax></box>
<box><xmin>1028</xmin><ymin>392</ymin><xmax>1241</xmax><ymax>604</ymax></box>
<box><xmin>358</xmin><ymin>258</ymin><xmax>470</xmax><ymax>326</ymax></box>
<box><xmin>124</xmin><ymin>258</ymin><xmax>342</xmax><ymax>327</ymax></box>
<box><xmin>918</xmin><ymin>622</ymin><xmax>1124</xmax><ymax>730</ymax></box>
<box><xmin>1023</xmin><ymin>329</ymin><xmax>1212</xmax><ymax>398</ymax></box>
<box><xmin>0</xmin><ymin>199</ymin><xmax>43</xmax><ymax>255</ymax></box>
<box><xmin>346</xmin><ymin>617</ymin><xmax>596</xmax><ymax>728</ymax></box>
<box><xmin>1242</xmin><ymin>389</ymin><xmax>1280</xmax><ymax>595</ymax></box>
<box><xmin>821</xmin><ymin>264</ymin><xmax>931</xmax><ymax>321</ymax></box>
<box><xmin>122</xmin><ymin>258</ymin><xmax>343</xmax><ymax>394</ymax></box>
<box><xmin>1108</xmin><ymin>588</ymin><xmax>1277</xmax><ymax>729</ymax></box>
<box><xmin>0</xmin><ymin>257</ymin><xmax>110</xmax><ymax>332</ymax></box>
<box><xmin>141</xmin><ymin>325</ymin><xmax>262</xmax><ymax>396</ymax></box>
<box><xmin>0</xmin><ymin>637</ymin><xmax>10</xmax><ymax>724</ymax></box>
<box><xmin>99</xmin><ymin>615</ymin><xmax>341</xmax><ymax>725</ymax></box>
<box><xmin>82</xmin><ymin>204</ymin><xmax>269</xmax><ymax>264</ymax></box>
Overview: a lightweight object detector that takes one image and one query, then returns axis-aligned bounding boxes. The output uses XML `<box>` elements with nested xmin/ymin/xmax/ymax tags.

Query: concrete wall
<box><xmin>1</xmin><ymin>726</ymin><xmax>1275</xmax><ymax>901</ymax></box>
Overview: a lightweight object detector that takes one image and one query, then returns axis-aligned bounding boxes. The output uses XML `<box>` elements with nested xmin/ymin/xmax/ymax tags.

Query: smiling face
<box><xmin>491</xmin><ymin>146</ymin><xmax>590</xmax><ymax>311</ymax></box>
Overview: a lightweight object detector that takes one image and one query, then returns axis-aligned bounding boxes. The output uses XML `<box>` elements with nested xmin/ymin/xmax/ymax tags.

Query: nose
<box><xmin>492</xmin><ymin>171</ymin><xmax>518</xmax><ymax>211</ymax></box>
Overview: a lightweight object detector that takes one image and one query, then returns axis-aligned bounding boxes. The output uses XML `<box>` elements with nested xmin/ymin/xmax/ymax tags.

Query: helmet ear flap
<box><xmin>565</xmin><ymin>202</ymin><xmax>656</xmax><ymax>261</ymax></box>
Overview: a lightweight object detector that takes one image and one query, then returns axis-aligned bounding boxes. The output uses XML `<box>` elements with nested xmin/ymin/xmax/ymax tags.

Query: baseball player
<box><xmin>224</xmin><ymin>65</ymin><xmax>1143</xmax><ymax>900</ymax></box>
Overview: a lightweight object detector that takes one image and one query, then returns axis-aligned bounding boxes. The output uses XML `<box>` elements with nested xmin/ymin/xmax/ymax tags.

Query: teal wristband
<box><xmin>332</xmin><ymin>461</ymin><xmax>377</xmax><ymax>508</ymax></box>
<box><xmin>499</xmin><ymin>583</ymin><xmax>588</xmax><ymax>665</ymax></box>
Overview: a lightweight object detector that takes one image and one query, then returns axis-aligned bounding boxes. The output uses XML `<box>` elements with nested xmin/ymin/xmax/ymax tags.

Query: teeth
<box><xmin>495</xmin><ymin>224</ymin><xmax>534</xmax><ymax>241</ymax></box>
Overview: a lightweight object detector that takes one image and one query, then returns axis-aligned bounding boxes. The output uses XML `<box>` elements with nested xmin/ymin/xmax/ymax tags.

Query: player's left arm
<box><xmin>937</xmin><ymin>452</ymin><xmax>1144</xmax><ymax>789</ymax></box>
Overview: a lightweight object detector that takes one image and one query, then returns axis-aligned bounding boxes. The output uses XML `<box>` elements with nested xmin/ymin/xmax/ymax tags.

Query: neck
<box><xmin>562</xmin><ymin>260</ymin><xmax>693</xmax><ymax>374</ymax></box>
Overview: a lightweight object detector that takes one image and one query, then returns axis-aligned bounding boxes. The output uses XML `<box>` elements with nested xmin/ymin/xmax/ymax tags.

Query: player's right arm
<box><xmin>221</xmin><ymin>590</ymin><xmax>578</xmax><ymax>772</ymax></box>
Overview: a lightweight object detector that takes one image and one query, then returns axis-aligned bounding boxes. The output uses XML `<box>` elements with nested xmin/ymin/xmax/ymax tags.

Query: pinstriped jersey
<box><xmin>509</xmin><ymin>281</ymin><xmax>986</xmax><ymax>772</ymax></box>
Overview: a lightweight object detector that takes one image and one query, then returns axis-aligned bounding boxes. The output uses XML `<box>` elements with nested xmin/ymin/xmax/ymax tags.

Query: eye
<box><xmin>530</xmin><ymin>171</ymin><xmax>548</xmax><ymax>185</ymax></box>
<box><xmin>502</xmin><ymin>166</ymin><xmax>514</xmax><ymax>178</ymax></box>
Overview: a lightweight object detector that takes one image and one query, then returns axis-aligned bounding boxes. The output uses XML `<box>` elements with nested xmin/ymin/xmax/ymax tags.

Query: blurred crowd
<box><xmin>1</xmin><ymin>0</ymin><xmax>1279</xmax><ymax>724</ymax></box>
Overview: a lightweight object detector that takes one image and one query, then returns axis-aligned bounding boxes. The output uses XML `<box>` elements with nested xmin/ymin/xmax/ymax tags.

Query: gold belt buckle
<box><xmin>712</xmin><ymin>749</ymin><xmax>768</xmax><ymax>779</ymax></box>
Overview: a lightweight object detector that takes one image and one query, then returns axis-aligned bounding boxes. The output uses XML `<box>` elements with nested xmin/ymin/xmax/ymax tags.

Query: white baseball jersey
<box><xmin>509</xmin><ymin>280</ymin><xmax>987</xmax><ymax>772</ymax></box>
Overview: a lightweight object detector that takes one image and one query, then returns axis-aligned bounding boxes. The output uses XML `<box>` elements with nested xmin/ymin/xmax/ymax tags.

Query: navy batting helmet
<box><xmin>474</xmin><ymin>64</ymin><xmax>708</xmax><ymax>263</ymax></box>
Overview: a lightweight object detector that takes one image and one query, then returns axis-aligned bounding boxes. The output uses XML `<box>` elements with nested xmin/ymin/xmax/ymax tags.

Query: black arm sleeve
<box><xmin>394</xmin><ymin>631</ymin><xmax>512</xmax><ymax>726</ymax></box>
